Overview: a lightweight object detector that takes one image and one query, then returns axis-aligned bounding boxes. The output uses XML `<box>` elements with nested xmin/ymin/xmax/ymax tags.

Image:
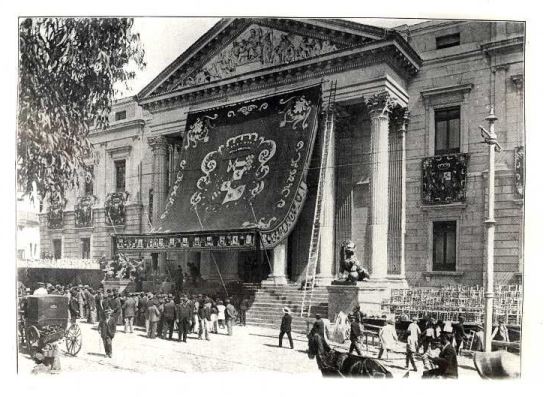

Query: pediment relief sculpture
<box><xmin>178</xmin><ymin>24</ymin><xmax>345</xmax><ymax>89</ymax></box>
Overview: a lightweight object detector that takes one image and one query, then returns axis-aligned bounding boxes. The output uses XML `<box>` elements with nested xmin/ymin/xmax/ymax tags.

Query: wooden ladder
<box><xmin>300</xmin><ymin>80</ymin><xmax>337</xmax><ymax>318</ymax></box>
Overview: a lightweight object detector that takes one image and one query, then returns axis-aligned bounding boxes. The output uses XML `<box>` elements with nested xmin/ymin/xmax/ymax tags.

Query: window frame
<box><xmin>434</xmin><ymin>106</ymin><xmax>461</xmax><ymax>155</ymax></box>
<box><xmin>52</xmin><ymin>238</ymin><xmax>62</xmax><ymax>259</ymax></box>
<box><xmin>114</xmin><ymin>159</ymin><xmax>126</xmax><ymax>193</ymax></box>
<box><xmin>81</xmin><ymin>237</ymin><xmax>91</xmax><ymax>259</ymax></box>
<box><xmin>114</xmin><ymin>110</ymin><xmax>127</xmax><ymax>121</ymax></box>
<box><xmin>432</xmin><ymin>220</ymin><xmax>457</xmax><ymax>271</ymax></box>
<box><xmin>436</xmin><ymin>33</ymin><xmax>461</xmax><ymax>50</ymax></box>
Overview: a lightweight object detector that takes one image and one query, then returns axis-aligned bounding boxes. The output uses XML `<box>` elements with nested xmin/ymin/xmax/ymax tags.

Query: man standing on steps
<box><xmin>279</xmin><ymin>307</ymin><xmax>294</xmax><ymax>349</ymax></box>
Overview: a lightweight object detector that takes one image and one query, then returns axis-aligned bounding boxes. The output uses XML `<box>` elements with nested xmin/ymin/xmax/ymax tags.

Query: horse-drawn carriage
<box><xmin>20</xmin><ymin>295</ymin><xmax>83</xmax><ymax>358</ymax></box>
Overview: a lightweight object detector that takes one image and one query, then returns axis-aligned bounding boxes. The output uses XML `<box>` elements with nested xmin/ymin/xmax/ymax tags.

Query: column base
<box><xmin>262</xmin><ymin>275</ymin><xmax>288</xmax><ymax>286</ymax></box>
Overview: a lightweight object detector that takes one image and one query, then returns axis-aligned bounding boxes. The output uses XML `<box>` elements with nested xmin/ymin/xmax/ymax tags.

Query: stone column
<box><xmin>148</xmin><ymin>135</ymin><xmax>169</xmax><ymax>273</ymax></box>
<box><xmin>316</xmin><ymin>111</ymin><xmax>336</xmax><ymax>286</ymax></box>
<box><xmin>365</xmin><ymin>92</ymin><xmax>394</xmax><ymax>279</ymax></box>
<box><xmin>262</xmin><ymin>242</ymin><xmax>288</xmax><ymax>285</ymax></box>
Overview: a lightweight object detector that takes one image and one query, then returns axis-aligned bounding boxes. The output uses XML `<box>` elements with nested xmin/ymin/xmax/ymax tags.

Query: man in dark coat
<box><xmin>98</xmin><ymin>309</ymin><xmax>117</xmax><ymax>358</ymax></box>
<box><xmin>308</xmin><ymin>314</ymin><xmax>330</xmax><ymax>352</ymax></box>
<box><xmin>279</xmin><ymin>307</ymin><xmax>294</xmax><ymax>349</ymax></box>
<box><xmin>176</xmin><ymin>295</ymin><xmax>193</xmax><ymax>342</ymax></box>
<box><xmin>348</xmin><ymin>314</ymin><xmax>364</xmax><ymax>356</ymax></box>
<box><xmin>122</xmin><ymin>293</ymin><xmax>137</xmax><ymax>333</ymax></box>
<box><xmin>452</xmin><ymin>316</ymin><xmax>468</xmax><ymax>353</ymax></box>
<box><xmin>108</xmin><ymin>290</ymin><xmax>122</xmax><ymax>325</ymax></box>
<box><xmin>85</xmin><ymin>288</ymin><xmax>96</xmax><ymax>324</ymax></box>
<box><xmin>239</xmin><ymin>297</ymin><xmax>249</xmax><ymax>326</ymax></box>
<box><xmin>162</xmin><ymin>295</ymin><xmax>177</xmax><ymax>339</ymax></box>
<box><xmin>95</xmin><ymin>290</ymin><xmax>106</xmax><ymax>322</ymax></box>
<box><xmin>423</xmin><ymin>334</ymin><xmax>459</xmax><ymax>379</ymax></box>
<box><xmin>69</xmin><ymin>288</ymin><xmax>80</xmax><ymax>323</ymax></box>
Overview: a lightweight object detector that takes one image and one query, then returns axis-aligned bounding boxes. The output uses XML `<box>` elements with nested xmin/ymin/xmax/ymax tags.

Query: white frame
<box><xmin>426</xmin><ymin>216</ymin><xmax>461</xmax><ymax>273</ymax></box>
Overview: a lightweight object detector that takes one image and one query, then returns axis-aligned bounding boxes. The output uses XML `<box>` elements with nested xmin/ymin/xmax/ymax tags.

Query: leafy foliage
<box><xmin>17</xmin><ymin>18</ymin><xmax>145</xmax><ymax>201</ymax></box>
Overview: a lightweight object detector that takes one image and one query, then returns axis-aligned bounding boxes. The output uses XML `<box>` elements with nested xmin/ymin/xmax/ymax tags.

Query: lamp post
<box><xmin>479</xmin><ymin>107</ymin><xmax>502</xmax><ymax>352</ymax></box>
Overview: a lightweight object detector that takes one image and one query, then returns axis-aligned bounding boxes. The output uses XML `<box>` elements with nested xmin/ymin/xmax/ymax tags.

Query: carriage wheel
<box><xmin>65</xmin><ymin>323</ymin><xmax>82</xmax><ymax>356</ymax></box>
<box><xmin>26</xmin><ymin>326</ymin><xmax>40</xmax><ymax>358</ymax></box>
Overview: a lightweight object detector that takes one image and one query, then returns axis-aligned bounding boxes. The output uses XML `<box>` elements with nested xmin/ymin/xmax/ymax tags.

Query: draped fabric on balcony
<box><xmin>146</xmin><ymin>85</ymin><xmax>322</xmax><ymax>250</ymax></box>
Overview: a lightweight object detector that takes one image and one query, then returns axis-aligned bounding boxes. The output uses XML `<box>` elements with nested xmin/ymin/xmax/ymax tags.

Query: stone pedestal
<box><xmin>327</xmin><ymin>278</ymin><xmax>408</xmax><ymax>320</ymax></box>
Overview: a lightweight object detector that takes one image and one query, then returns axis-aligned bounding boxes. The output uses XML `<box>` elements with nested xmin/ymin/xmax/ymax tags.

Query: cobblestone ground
<box><xmin>18</xmin><ymin>319</ymin><xmax>486</xmax><ymax>378</ymax></box>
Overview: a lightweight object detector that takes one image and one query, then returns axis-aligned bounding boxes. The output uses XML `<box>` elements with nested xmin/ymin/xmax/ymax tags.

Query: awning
<box><xmin>123</xmin><ymin>85</ymin><xmax>322</xmax><ymax>251</ymax></box>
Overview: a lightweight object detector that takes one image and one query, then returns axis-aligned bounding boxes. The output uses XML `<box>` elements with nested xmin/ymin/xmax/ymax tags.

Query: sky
<box><xmin>121</xmin><ymin>17</ymin><xmax>428</xmax><ymax>97</ymax></box>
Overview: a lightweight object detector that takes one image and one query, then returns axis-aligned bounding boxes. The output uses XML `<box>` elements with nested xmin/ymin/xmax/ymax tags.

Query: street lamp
<box><xmin>479</xmin><ymin>106</ymin><xmax>501</xmax><ymax>352</ymax></box>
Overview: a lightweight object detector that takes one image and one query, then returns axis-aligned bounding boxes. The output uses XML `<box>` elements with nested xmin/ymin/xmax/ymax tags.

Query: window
<box><xmin>84</xmin><ymin>165</ymin><xmax>94</xmax><ymax>196</ymax></box>
<box><xmin>434</xmin><ymin>107</ymin><xmax>460</xmax><ymax>155</ymax></box>
<box><xmin>114</xmin><ymin>110</ymin><xmax>127</xmax><ymax>121</ymax></box>
<box><xmin>17</xmin><ymin>249</ymin><xmax>25</xmax><ymax>260</ymax></box>
<box><xmin>115</xmin><ymin>160</ymin><xmax>126</xmax><ymax>192</ymax></box>
<box><xmin>53</xmin><ymin>239</ymin><xmax>62</xmax><ymax>259</ymax></box>
<box><xmin>436</xmin><ymin>33</ymin><xmax>460</xmax><ymax>49</ymax></box>
<box><xmin>81</xmin><ymin>238</ymin><xmax>91</xmax><ymax>259</ymax></box>
<box><xmin>432</xmin><ymin>221</ymin><xmax>456</xmax><ymax>271</ymax></box>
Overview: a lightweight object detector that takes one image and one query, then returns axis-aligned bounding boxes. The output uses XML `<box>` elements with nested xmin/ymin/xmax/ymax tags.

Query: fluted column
<box><xmin>365</xmin><ymin>92</ymin><xmax>395</xmax><ymax>279</ymax></box>
<box><xmin>316</xmin><ymin>111</ymin><xmax>336</xmax><ymax>285</ymax></box>
<box><xmin>148</xmin><ymin>135</ymin><xmax>169</xmax><ymax>273</ymax></box>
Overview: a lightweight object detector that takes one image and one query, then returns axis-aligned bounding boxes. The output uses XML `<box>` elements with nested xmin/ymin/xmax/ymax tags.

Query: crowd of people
<box><xmin>21</xmin><ymin>281</ymin><xmax>253</xmax><ymax>358</ymax></box>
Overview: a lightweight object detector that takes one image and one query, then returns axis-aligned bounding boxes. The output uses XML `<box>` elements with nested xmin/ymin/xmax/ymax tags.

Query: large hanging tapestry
<box><xmin>154</xmin><ymin>85</ymin><xmax>322</xmax><ymax>249</ymax></box>
<box><xmin>514</xmin><ymin>146</ymin><xmax>524</xmax><ymax>199</ymax></box>
<box><xmin>422</xmin><ymin>153</ymin><xmax>469</xmax><ymax>205</ymax></box>
<box><xmin>105</xmin><ymin>192</ymin><xmax>129</xmax><ymax>226</ymax></box>
<box><xmin>74</xmin><ymin>195</ymin><xmax>95</xmax><ymax>228</ymax></box>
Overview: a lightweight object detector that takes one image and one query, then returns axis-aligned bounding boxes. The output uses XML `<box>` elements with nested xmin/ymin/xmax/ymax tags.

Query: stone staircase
<box><xmin>245</xmin><ymin>283</ymin><xmax>329</xmax><ymax>334</ymax></box>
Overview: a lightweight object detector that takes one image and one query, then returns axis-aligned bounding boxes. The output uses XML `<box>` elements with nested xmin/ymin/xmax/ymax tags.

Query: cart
<box><xmin>22</xmin><ymin>295</ymin><xmax>83</xmax><ymax>357</ymax></box>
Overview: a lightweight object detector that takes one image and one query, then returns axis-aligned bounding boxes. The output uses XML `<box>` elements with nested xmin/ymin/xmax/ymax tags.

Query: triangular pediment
<box><xmin>138</xmin><ymin>18</ymin><xmax>389</xmax><ymax>99</ymax></box>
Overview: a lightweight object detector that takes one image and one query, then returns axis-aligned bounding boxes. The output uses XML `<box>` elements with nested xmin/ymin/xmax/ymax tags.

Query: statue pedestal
<box><xmin>102</xmin><ymin>279</ymin><xmax>135</xmax><ymax>294</ymax></box>
<box><xmin>327</xmin><ymin>278</ymin><xmax>408</xmax><ymax>320</ymax></box>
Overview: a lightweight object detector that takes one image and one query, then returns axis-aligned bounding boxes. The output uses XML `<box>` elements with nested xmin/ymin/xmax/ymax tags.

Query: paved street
<box><xmin>18</xmin><ymin>319</ymin><xmax>487</xmax><ymax>378</ymax></box>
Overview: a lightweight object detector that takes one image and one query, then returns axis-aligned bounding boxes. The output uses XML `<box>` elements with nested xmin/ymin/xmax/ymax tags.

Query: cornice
<box><xmin>420</xmin><ymin>83</ymin><xmax>473</xmax><ymax>101</ymax></box>
<box><xmin>89</xmin><ymin>118</ymin><xmax>145</xmax><ymax>136</ymax></box>
<box><xmin>481</xmin><ymin>35</ymin><xmax>524</xmax><ymax>56</ymax></box>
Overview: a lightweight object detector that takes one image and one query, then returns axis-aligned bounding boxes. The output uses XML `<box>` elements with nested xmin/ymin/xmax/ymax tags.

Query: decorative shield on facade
<box><xmin>422</xmin><ymin>153</ymin><xmax>469</xmax><ymax>205</ymax></box>
<box><xmin>47</xmin><ymin>196</ymin><xmax>66</xmax><ymax>229</ymax></box>
<box><xmin>74</xmin><ymin>195</ymin><xmax>95</xmax><ymax>228</ymax></box>
<box><xmin>105</xmin><ymin>192</ymin><xmax>129</xmax><ymax>226</ymax></box>
<box><xmin>155</xmin><ymin>85</ymin><xmax>322</xmax><ymax>248</ymax></box>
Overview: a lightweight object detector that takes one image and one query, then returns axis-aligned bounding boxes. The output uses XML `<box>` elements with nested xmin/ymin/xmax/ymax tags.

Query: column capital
<box><xmin>147</xmin><ymin>135</ymin><xmax>169</xmax><ymax>152</ymax></box>
<box><xmin>389</xmin><ymin>105</ymin><xmax>410</xmax><ymax>134</ymax></box>
<box><xmin>365</xmin><ymin>91</ymin><xmax>396</xmax><ymax>118</ymax></box>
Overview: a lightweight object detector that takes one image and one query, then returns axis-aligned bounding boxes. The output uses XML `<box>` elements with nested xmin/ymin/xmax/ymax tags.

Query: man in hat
<box><xmin>225</xmin><ymin>299</ymin><xmax>237</xmax><ymax>336</ymax></box>
<box><xmin>77</xmin><ymin>285</ymin><xmax>85</xmax><ymax>319</ymax></box>
<box><xmin>348</xmin><ymin>314</ymin><xmax>364</xmax><ymax>356</ymax></box>
<box><xmin>69</xmin><ymin>288</ymin><xmax>80</xmax><ymax>324</ymax></box>
<box><xmin>98</xmin><ymin>308</ymin><xmax>117</xmax><ymax>358</ymax></box>
<box><xmin>176</xmin><ymin>295</ymin><xmax>193</xmax><ymax>342</ymax></box>
<box><xmin>308</xmin><ymin>314</ymin><xmax>330</xmax><ymax>352</ymax></box>
<box><xmin>377</xmin><ymin>318</ymin><xmax>398</xmax><ymax>360</ymax></box>
<box><xmin>452</xmin><ymin>316</ymin><xmax>468</xmax><ymax>353</ymax></box>
<box><xmin>422</xmin><ymin>333</ymin><xmax>458</xmax><ymax>379</ymax></box>
<box><xmin>472</xmin><ymin>324</ymin><xmax>485</xmax><ymax>352</ymax></box>
<box><xmin>33</xmin><ymin>282</ymin><xmax>48</xmax><ymax>296</ymax></box>
<box><xmin>162</xmin><ymin>294</ymin><xmax>177</xmax><ymax>339</ymax></box>
<box><xmin>122</xmin><ymin>291</ymin><xmax>137</xmax><ymax>333</ymax></box>
<box><xmin>279</xmin><ymin>307</ymin><xmax>294</xmax><ymax>349</ymax></box>
<box><xmin>406</xmin><ymin>317</ymin><xmax>420</xmax><ymax>371</ymax></box>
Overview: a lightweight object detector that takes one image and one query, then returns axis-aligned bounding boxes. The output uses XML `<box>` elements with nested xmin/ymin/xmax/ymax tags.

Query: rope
<box><xmin>193</xmin><ymin>206</ymin><xmax>229</xmax><ymax>296</ymax></box>
<box><xmin>248</xmin><ymin>201</ymin><xmax>273</xmax><ymax>274</ymax></box>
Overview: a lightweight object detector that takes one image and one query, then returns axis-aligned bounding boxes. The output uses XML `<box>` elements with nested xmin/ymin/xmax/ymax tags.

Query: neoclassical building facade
<box><xmin>39</xmin><ymin>18</ymin><xmax>525</xmax><ymax>288</ymax></box>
